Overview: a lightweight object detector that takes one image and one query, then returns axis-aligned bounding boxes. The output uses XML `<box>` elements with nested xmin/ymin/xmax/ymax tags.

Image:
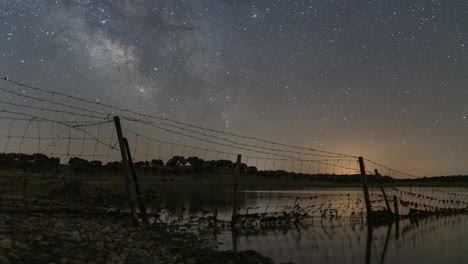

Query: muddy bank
<box><xmin>0</xmin><ymin>213</ymin><xmax>272</xmax><ymax>264</ymax></box>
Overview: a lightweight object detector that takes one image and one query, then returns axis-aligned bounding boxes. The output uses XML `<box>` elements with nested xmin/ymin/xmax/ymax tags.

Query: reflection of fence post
<box><xmin>393</xmin><ymin>195</ymin><xmax>399</xmax><ymax>217</ymax></box>
<box><xmin>231</xmin><ymin>154</ymin><xmax>241</xmax><ymax>229</ymax></box>
<box><xmin>365</xmin><ymin>225</ymin><xmax>373</xmax><ymax>264</ymax></box>
<box><xmin>232</xmin><ymin>229</ymin><xmax>238</xmax><ymax>253</ymax></box>
<box><xmin>213</xmin><ymin>208</ymin><xmax>218</xmax><ymax>229</ymax></box>
<box><xmin>394</xmin><ymin>194</ymin><xmax>400</xmax><ymax>239</ymax></box>
<box><xmin>358</xmin><ymin>157</ymin><xmax>372</xmax><ymax>223</ymax></box>
<box><xmin>376</xmin><ymin>169</ymin><xmax>392</xmax><ymax>214</ymax></box>
<box><xmin>113</xmin><ymin>116</ymin><xmax>139</xmax><ymax>224</ymax></box>
<box><xmin>123</xmin><ymin>138</ymin><xmax>148</xmax><ymax>224</ymax></box>
<box><xmin>380</xmin><ymin>222</ymin><xmax>393</xmax><ymax>263</ymax></box>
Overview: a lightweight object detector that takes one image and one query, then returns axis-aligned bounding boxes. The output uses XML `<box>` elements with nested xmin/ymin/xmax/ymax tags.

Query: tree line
<box><xmin>1</xmin><ymin>153</ymin><xmax>467</xmax><ymax>183</ymax></box>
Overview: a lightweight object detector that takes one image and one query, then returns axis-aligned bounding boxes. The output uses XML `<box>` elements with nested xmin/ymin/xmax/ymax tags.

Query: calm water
<box><xmin>215</xmin><ymin>215</ymin><xmax>468</xmax><ymax>263</ymax></box>
<box><xmin>148</xmin><ymin>185</ymin><xmax>468</xmax><ymax>264</ymax></box>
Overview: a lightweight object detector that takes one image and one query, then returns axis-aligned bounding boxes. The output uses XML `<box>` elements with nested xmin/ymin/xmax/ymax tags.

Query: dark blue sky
<box><xmin>0</xmin><ymin>0</ymin><xmax>467</xmax><ymax>175</ymax></box>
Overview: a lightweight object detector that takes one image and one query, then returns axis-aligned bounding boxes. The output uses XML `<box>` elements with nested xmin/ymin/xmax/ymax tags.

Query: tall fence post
<box><xmin>123</xmin><ymin>137</ymin><xmax>149</xmax><ymax>224</ymax></box>
<box><xmin>358</xmin><ymin>157</ymin><xmax>372</xmax><ymax>223</ymax></box>
<box><xmin>113</xmin><ymin>116</ymin><xmax>139</xmax><ymax>224</ymax></box>
<box><xmin>231</xmin><ymin>154</ymin><xmax>241</xmax><ymax>229</ymax></box>
<box><xmin>376</xmin><ymin>169</ymin><xmax>392</xmax><ymax>214</ymax></box>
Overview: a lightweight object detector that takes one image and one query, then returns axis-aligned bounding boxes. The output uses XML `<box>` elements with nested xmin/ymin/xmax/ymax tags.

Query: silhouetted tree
<box><xmin>104</xmin><ymin>161</ymin><xmax>122</xmax><ymax>172</ymax></box>
<box><xmin>166</xmin><ymin>156</ymin><xmax>186</xmax><ymax>168</ymax></box>
<box><xmin>239</xmin><ymin>162</ymin><xmax>248</xmax><ymax>173</ymax></box>
<box><xmin>247</xmin><ymin>166</ymin><xmax>258</xmax><ymax>174</ymax></box>
<box><xmin>187</xmin><ymin>157</ymin><xmax>205</xmax><ymax>174</ymax></box>
<box><xmin>30</xmin><ymin>153</ymin><xmax>59</xmax><ymax>172</ymax></box>
<box><xmin>89</xmin><ymin>160</ymin><xmax>103</xmax><ymax>174</ymax></box>
<box><xmin>215</xmin><ymin>159</ymin><xmax>234</xmax><ymax>169</ymax></box>
<box><xmin>68</xmin><ymin>157</ymin><xmax>91</xmax><ymax>174</ymax></box>
<box><xmin>133</xmin><ymin>161</ymin><xmax>146</xmax><ymax>170</ymax></box>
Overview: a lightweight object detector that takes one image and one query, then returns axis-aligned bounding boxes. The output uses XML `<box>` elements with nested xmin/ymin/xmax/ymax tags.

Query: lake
<box><xmin>148</xmin><ymin>185</ymin><xmax>468</xmax><ymax>264</ymax></box>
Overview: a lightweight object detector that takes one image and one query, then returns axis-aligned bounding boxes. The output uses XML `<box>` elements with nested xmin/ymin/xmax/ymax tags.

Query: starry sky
<box><xmin>0</xmin><ymin>0</ymin><xmax>467</xmax><ymax>176</ymax></box>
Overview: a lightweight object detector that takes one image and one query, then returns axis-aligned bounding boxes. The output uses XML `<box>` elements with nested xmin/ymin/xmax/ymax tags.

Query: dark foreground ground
<box><xmin>0</xmin><ymin>213</ymin><xmax>272</xmax><ymax>264</ymax></box>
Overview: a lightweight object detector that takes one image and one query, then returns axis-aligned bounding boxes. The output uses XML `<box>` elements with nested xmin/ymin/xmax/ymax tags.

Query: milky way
<box><xmin>0</xmin><ymin>1</ymin><xmax>467</xmax><ymax>175</ymax></box>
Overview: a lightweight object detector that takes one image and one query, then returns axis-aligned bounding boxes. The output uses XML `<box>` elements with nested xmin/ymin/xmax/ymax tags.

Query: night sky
<box><xmin>0</xmin><ymin>0</ymin><xmax>467</xmax><ymax>176</ymax></box>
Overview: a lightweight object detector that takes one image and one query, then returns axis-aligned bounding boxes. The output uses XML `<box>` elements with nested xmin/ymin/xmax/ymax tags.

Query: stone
<box><xmin>106</xmin><ymin>243</ymin><xmax>116</xmax><ymax>250</ymax></box>
<box><xmin>54</xmin><ymin>221</ymin><xmax>65</xmax><ymax>230</ymax></box>
<box><xmin>38</xmin><ymin>241</ymin><xmax>49</xmax><ymax>247</ymax></box>
<box><xmin>59</xmin><ymin>258</ymin><xmax>68</xmax><ymax>264</ymax></box>
<box><xmin>107</xmin><ymin>252</ymin><xmax>120</xmax><ymax>263</ymax></box>
<box><xmin>68</xmin><ymin>231</ymin><xmax>81</xmax><ymax>242</ymax></box>
<box><xmin>0</xmin><ymin>255</ymin><xmax>10</xmax><ymax>264</ymax></box>
<box><xmin>186</xmin><ymin>258</ymin><xmax>197</xmax><ymax>264</ymax></box>
<box><xmin>75</xmin><ymin>253</ymin><xmax>87</xmax><ymax>261</ymax></box>
<box><xmin>95</xmin><ymin>241</ymin><xmax>104</xmax><ymax>250</ymax></box>
<box><xmin>0</xmin><ymin>239</ymin><xmax>12</xmax><ymax>250</ymax></box>
<box><xmin>14</xmin><ymin>241</ymin><xmax>29</xmax><ymax>251</ymax></box>
<box><xmin>7</xmin><ymin>253</ymin><xmax>18</xmax><ymax>261</ymax></box>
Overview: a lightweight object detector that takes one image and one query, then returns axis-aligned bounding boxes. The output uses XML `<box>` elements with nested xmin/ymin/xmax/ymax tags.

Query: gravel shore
<box><xmin>0</xmin><ymin>213</ymin><xmax>272</xmax><ymax>264</ymax></box>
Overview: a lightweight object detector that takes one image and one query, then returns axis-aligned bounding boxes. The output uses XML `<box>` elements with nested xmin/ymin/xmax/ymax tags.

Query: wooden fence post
<box><xmin>358</xmin><ymin>157</ymin><xmax>372</xmax><ymax>223</ymax></box>
<box><xmin>231</xmin><ymin>154</ymin><xmax>241</xmax><ymax>229</ymax></box>
<box><xmin>123</xmin><ymin>137</ymin><xmax>149</xmax><ymax>224</ymax></box>
<box><xmin>376</xmin><ymin>169</ymin><xmax>392</xmax><ymax>214</ymax></box>
<box><xmin>113</xmin><ymin>116</ymin><xmax>139</xmax><ymax>224</ymax></box>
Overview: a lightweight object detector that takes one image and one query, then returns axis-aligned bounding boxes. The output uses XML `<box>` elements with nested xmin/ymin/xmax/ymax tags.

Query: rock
<box><xmin>54</xmin><ymin>221</ymin><xmax>65</xmax><ymax>230</ymax></box>
<box><xmin>126</xmin><ymin>248</ymin><xmax>157</xmax><ymax>264</ymax></box>
<box><xmin>106</xmin><ymin>251</ymin><xmax>120</xmax><ymax>263</ymax></box>
<box><xmin>38</xmin><ymin>241</ymin><xmax>49</xmax><ymax>247</ymax></box>
<box><xmin>95</xmin><ymin>241</ymin><xmax>104</xmax><ymax>250</ymax></box>
<box><xmin>68</xmin><ymin>231</ymin><xmax>81</xmax><ymax>242</ymax></box>
<box><xmin>186</xmin><ymin>257</ymin><xmax>197</xmax><ymax>264</ymax></box>
<box><xmin>0</xmin><ymin>239</ymin><xmax>12</xmax><ymax>250</ymax></box>
<box><xmin>0</xmin><ymin>255</ymin><xmax>10</xmax><ymax>264</ymax></box>
<box><xmin>106</xmin><ymin>243</ymin><xmax>116</xmax><ymax>250</ymax></box>
<box><xmin>7</xmin><ymin>252</ymin><xmax>18</xmax><ymax>261</ymax></box>
<box><xmin>59</xmin><ymin>258</ymin><xmax>68</xmax><ymax>264</ymax></box>
<box><xmin>87</xmin><ymin>232</ymin><xmax>95</xmax><ymax>240</ymax></box>
<box><xmin>14</xmin><ymin>241</ymin><xmax>29</xmax><ymax>250</ymax></box>
<box><xmin>74</xmin><ymin>253</ymin><xmax>87</xmax><ymax>261</ymax></box>
<box><xmin>101</xmin><ymin>226</ymin><xmax>111</xmax><ymax>234</ymax></box>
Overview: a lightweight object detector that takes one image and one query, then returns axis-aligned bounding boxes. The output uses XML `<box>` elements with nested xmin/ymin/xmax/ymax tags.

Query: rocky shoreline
<box><xmin>0</xmin><ymin>213</ymin><xmax>272</xmax><ymax>264</ymax></box>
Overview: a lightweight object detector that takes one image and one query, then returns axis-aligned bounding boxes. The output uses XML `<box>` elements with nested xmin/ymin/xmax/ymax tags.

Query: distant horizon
<box><xmin>2</xmin><ymin>151</ymin><xmax>467</xmax><ymax>180</ymax></box>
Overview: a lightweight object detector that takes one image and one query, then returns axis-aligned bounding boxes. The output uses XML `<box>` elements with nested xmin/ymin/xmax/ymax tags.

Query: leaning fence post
<box><xmin>358</xmin><ymin>157</ymin><xmax>372</xmax><ymax>223</ymax></box>
<box><xmin>231</xmin><ymin>154</ymin><xmax>241</xmax><ymax>229</ymax></box>
<box><xmin>113</xmin><ymin>116</ymin><xmax>139</xmax><ymax>224</ymax></box>
<box><xmin>123</xmin><ymin>137</ymin><xmax>149</xmax><ymax>224</ymax></box>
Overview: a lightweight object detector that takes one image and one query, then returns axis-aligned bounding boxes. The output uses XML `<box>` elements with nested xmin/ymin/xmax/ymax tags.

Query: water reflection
<box><xmin>218</xmin><ymin>214</ymin><xmax>468</xmax><ymax>264</ymax></box>
<box><xmin>142</xmin><ymin>185</ymin><xmax>468</xmax><ymax>263</ymax></box>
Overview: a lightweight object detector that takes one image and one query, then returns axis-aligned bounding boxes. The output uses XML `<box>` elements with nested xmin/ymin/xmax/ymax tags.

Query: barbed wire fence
<box><xmin>0</xmin><ymin>76</ymin><xmax>467</xmax><ymax>228</ymax></box>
